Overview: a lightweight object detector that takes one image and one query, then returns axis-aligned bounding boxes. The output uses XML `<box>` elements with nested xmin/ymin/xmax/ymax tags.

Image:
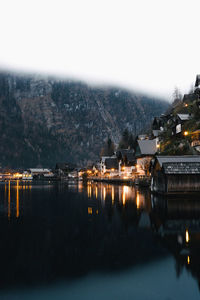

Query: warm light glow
<box><xmin>122</xmin><ymin>167</ymin><xmax>125</xmax><ymax>171</ymax></box>
<box><xmin>136</xmin><ymin>191</ymin><xmax>140</xmax><ymax>209</ymax></box>
<box><xmin>16</xmin><ymin>180</ymin><xmax>19</xmax><ymax>218</ymax></box>
<box><xmin>187</xmin><ymin>255</ymin><xmax>190</xmax><ymax>265</ymax></box>
<box><xmin>185</xmin><ymin>104</ymin><xmax>188</xmax><ymax>107</ymax></box>
<box><xmin>156</xmin><ymin>144</ymin><xmax>160</xmax><ymax>148</ymax></box>
<box><xmin>111</xmin><ymin>168</ymin><xmax>115</xmax><ymax>172</ymax></box>
<box><xmin>88</xmin><ymin>207</ymin><xmax>92</xmax><ymax>215</ymax></box>
<box><xmin>8</xmin><ymin>181</ymin><xmax>10</xmax><ymax>220</ymax></box>
<box><xmin>112</xmin><ymin>186</ymin><xmax>114</xmax><ymax>204</ymax></box>
<box><xmin>13</xmin><ymin>173</ymin><xmax>22</xmax><ymax>179</ymax></box>
<box><xmin>87</xmin><ymin>185</ymin><xmax>92</xmax><ymax>197</ymax></box>
<box><xmin>184</xmin><ymin>131</ymin><xmax>189</xmax><ymax>136</ymax></box>
<box><xmin>103</xmin><ymin>187</ymin><xmax>106</xmax><ymax>201</ymax></box>
<box><xmin>122</xmin><ymin>186</ymin><xmax>129</xmax><ymax>205</ymax></box>
<box><xmin>96</xmin><ymin>209</ymin><xmax>98</xmax><ymax>215</ymax></box>
<box><xmin>186</xmin><ymin>229</ymin><xmax>190</xmax><ymax>243</ymax></box>
<box><xmin>95</xmin><ymin>186</ymin><xmax>98</xmax><ymax>199</ymax></box>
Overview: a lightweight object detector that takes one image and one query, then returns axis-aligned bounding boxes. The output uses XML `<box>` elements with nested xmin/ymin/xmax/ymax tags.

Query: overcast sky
<box><xmin>0</xmin><ymin>0</ymin><xmax>200</xmax><ymax>100</ymax></box>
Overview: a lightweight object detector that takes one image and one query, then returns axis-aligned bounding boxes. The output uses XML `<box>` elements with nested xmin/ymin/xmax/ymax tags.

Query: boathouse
<box><xmin>151</xmin><ymin>156</ymin><xmax>200</xmax><ymax>194</ymax></box>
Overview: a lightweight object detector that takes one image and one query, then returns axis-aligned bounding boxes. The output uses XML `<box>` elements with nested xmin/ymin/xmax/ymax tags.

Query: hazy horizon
<box><xmin>1</xmin><ymin>0</ymin><xmax>200</xmax><ymax>100</ymax></box>
<box><xmin>0</xmin><ymin>66</ymin><xmax>171</xmax><ymax>102</ymax></box>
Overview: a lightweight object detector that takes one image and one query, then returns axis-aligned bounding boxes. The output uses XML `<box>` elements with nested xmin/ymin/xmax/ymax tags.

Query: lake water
<box><xmin>0</xmin><ymin>181</ymin><xmax>200</xmax><ymax>299</ymax></box>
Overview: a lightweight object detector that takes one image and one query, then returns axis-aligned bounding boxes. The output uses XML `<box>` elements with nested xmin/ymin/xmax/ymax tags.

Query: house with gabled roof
<box><xmin>116</xmin><ymin>149</ymin><xmax>136</xmax><ymax>177</ymax></box>
<box><xmin>135</xmin><ymin>139</ymin><xmax>158</xmax><ymax>176</ymax></box>
<box><xmin>100</xmin><ymin>156</ymin><xmax>119</xmax><ymax>177</ymax></box>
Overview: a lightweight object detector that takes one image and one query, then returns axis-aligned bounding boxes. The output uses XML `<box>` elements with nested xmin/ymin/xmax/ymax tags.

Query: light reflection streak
<box><xmin>87</xmin><ymin>184</ymin><xmax>92</xmax><ymax>198</ymax></box>
<box><xmin>103</xmin><ymin>187</ymin><xmax>106</xmax><ymax>201</ymax></box>
<box><xmin>136</xmin><ymin>191</ymin><xmax>140</xmax><ymax>209</ymax></box>
<box><xmin>187</xmin><ymin>255</ymin><xmax>190</xmax><ymax>265</ymax></box>
<box><xmin>122</xmin><ymin>186</ymin><xmax>129</xmax><ymax>206</ymax></box>
<box><xmin>8</xmin><ymin>181</ymin><xmax>10</xmax><ymax>220</ymax></box>
<box><xmin>95</xmin><ymin>186</ymin><xmax>98</xmax><ymax>199</ymax></box>
<box><xmin>16</xmin><ymin>180</ymin><xmax>19</xmax><ymax>218</ymax></box>
<box><xmin>112</xmin><ymin>186</ymin><xmax>114</xmax><ymax>204</ymax></box>
<box><xmin>186</xmin><ymin>229</ymin><xmax>190</xmax><ymax>243</ymax></box>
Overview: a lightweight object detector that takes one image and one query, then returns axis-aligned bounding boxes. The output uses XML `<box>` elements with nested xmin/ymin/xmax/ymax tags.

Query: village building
<box><xmin>55</xmin><ymin>162</ymin><xmax>76</xmax><ymax>176</ymax></box>
<box><xmin>135</xmin><ymin>139</ymin><xmax>157</xmax><ymax>176</ymax></box>
<box><xmin>151</xmin><ymin>156</ymin><xmax>200</xmax><ymax>194</ymax></box>
<box><xmin>172</xmin><ymin>114</ymin><xmax>192</xmax><ymax>135</ymax></box>
<box><xmin>116</xmin><ymin>149</ymin><xmax>136</xmax><ymax>177</ymax></box>
<box><xmin>191</xmin><ymin>130</ymin><xmax>200</xmax><ymax>152</ymax></box>
<box><xmin>100</xmin><ymin>156</ymin><xmax>119</xmax><ymax>177</ymax></box>
<box><xmin>29</xmin><ymin>168</ymin><xmax>53</xmax><ymax>178</ymax></box>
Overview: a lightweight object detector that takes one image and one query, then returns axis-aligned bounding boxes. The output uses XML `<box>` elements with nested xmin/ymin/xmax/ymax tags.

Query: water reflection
<box><xmin>150</xmin><ymin>194</ymin><xmax>200</xmax><ymax>289</ymax></box>
<box><xmin>1</xmin><ymin>181</ymin><xmax>200</xmax><ymax>296</ymax></box>
<box><xmin>84</xmin><ymin>181</ymin><xmax>146</xmax><ymax>211</ymax></box>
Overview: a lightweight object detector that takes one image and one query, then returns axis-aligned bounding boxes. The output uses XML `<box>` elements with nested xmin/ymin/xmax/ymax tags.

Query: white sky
<box><xmin>0</xmin><ymin>0</ymin><xmax>200</xmax><ymax>100</ymax></box>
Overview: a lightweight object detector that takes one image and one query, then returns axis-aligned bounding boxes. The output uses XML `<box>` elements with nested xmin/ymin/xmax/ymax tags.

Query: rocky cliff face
<box><xmin>0</xmin><ymin>71</ymin><xmax>169</xmax><ymax>168</ymax></box>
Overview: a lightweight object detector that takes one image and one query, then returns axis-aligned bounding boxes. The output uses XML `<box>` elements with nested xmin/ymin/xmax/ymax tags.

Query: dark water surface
<box><xmin>0</xmin><ymin>181</ymin><xmax>200</xmax><ymax>299</ymax></box>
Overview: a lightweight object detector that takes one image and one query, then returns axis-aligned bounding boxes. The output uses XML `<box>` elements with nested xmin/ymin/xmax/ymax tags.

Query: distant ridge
<box><xmin>0</xmin><ymin>71</ymin><xmax>169</xmax><ymax>167</ymax></box>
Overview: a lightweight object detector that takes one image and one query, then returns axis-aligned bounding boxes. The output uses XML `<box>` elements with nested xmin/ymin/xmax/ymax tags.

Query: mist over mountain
<box><xmin>0</xmin><ymin>71</ymin><xmax>169</xmax><ymax>168</ymax></box>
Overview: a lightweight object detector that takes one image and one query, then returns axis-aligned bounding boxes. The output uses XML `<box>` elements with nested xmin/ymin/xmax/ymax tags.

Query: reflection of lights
<box><xmin>112</xmin><ymin>186</ymin><xmax>115</xmax><ymax>204</ymax></box>
<box><xmin>95</xmin><ymin>186</ymin><xmax>98</xmax><ymax>199</ymax></box>
<box><xmin>88</xmin><ymin>207</ymin><xmax>92</xmax><ymax>215</ymax></box>
<box><xmin>122</xmin><ymin>186</ymin><xmax>129</xmax><ymax>205</ymax></box>
<box><xmin>187</xmin><ymin>256</ymin><xmax>190</xmax><ymax>265</ymax></box>
<box><xmin>96</xmin><ymin>209</ymin><xmax>99</xmax><ymax>215</ymax></box>
<box><xmin>8</xmin><ymin>181</ymin><xmax>10</xmax><ymax>220</ymax></box>
<box><xmin>136</xmin><ymin>192</ymin><xmax>140</xmax><ymax>209</ymax></box>
<box><xmin>87</xmin><ymin>185</ymin><xmax>92</xmax><ymax>197</ymax></box>
<box><xmin>186</xmin><ymin>229</ymin><xmax>190</xmax><ymax>243</ymax></box>
<box><xmin>122</xmin><ymin>192</ymin><xmax>125</xmax><ymax>205</ymax></box>
<box><xmin>103</xmin><ymin>187</ymin><xmax>106</xmax><ymax>201</ymax></box>
<box><xmin>16</xmin><ymin>180</ymin><xmax>19</xmax><ymax>218</ymax></box>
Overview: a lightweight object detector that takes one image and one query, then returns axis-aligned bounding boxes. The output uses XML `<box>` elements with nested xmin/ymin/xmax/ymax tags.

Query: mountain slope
<box><xmin>0</xmin><ymin>71</ymin><xmax>169</xmax><ymax>168</ymax></box>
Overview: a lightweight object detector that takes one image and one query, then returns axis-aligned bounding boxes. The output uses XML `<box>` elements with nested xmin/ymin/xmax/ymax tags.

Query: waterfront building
<box><xmin>151</xmin><ymin>156</ymin><xmax>200</xmax><ymax>194</ymax></box>
<box><xmin>116</xmin><ymin>149</ymin><xmax>135</xmax><ymax>177</ymax></box>
<box><xmin>135</xmin><ymin>139</ymin><xmax>157</xmax><ymax>176</ymax></box>
<box><xmin>100</xmin><ymin>156</ymin><xmax>119</xmax><ymax>177</ymax></box>
<box><xmin>191</xmin><ymin>130</ymin><xmax>200</xmax><ymax>152</ymax></box>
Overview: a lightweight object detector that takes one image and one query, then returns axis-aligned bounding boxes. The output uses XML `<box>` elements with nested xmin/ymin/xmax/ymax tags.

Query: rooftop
<box><xmin>163</xmin><ymin>162</ymin><xmax>200</xmax><ymax>174</ymax></box>
<box><xmin>105</xmin><ymin>157</ymin><xmax>118</xmax><ymax>169</ymax></box>
<box><xmin>177</xmin><ymin>114</ymin><xmax>191</xmax><ymax>121</ymax></box>
<box><xmin>136</xmin><ymin>139</ymin><xmax>157</xmax><ymax>156</ymax></box>
<box><xmin>156</xmin><ymin>156</ymin><xmax>200</xmax><ymax>167</ymax></box>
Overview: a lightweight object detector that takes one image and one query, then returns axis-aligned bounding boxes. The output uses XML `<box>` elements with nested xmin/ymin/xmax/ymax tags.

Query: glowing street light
<box><xmin>184</xmin><ymin>131</ymin><xmax>189</xmax><ymax>136</ymax></box>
